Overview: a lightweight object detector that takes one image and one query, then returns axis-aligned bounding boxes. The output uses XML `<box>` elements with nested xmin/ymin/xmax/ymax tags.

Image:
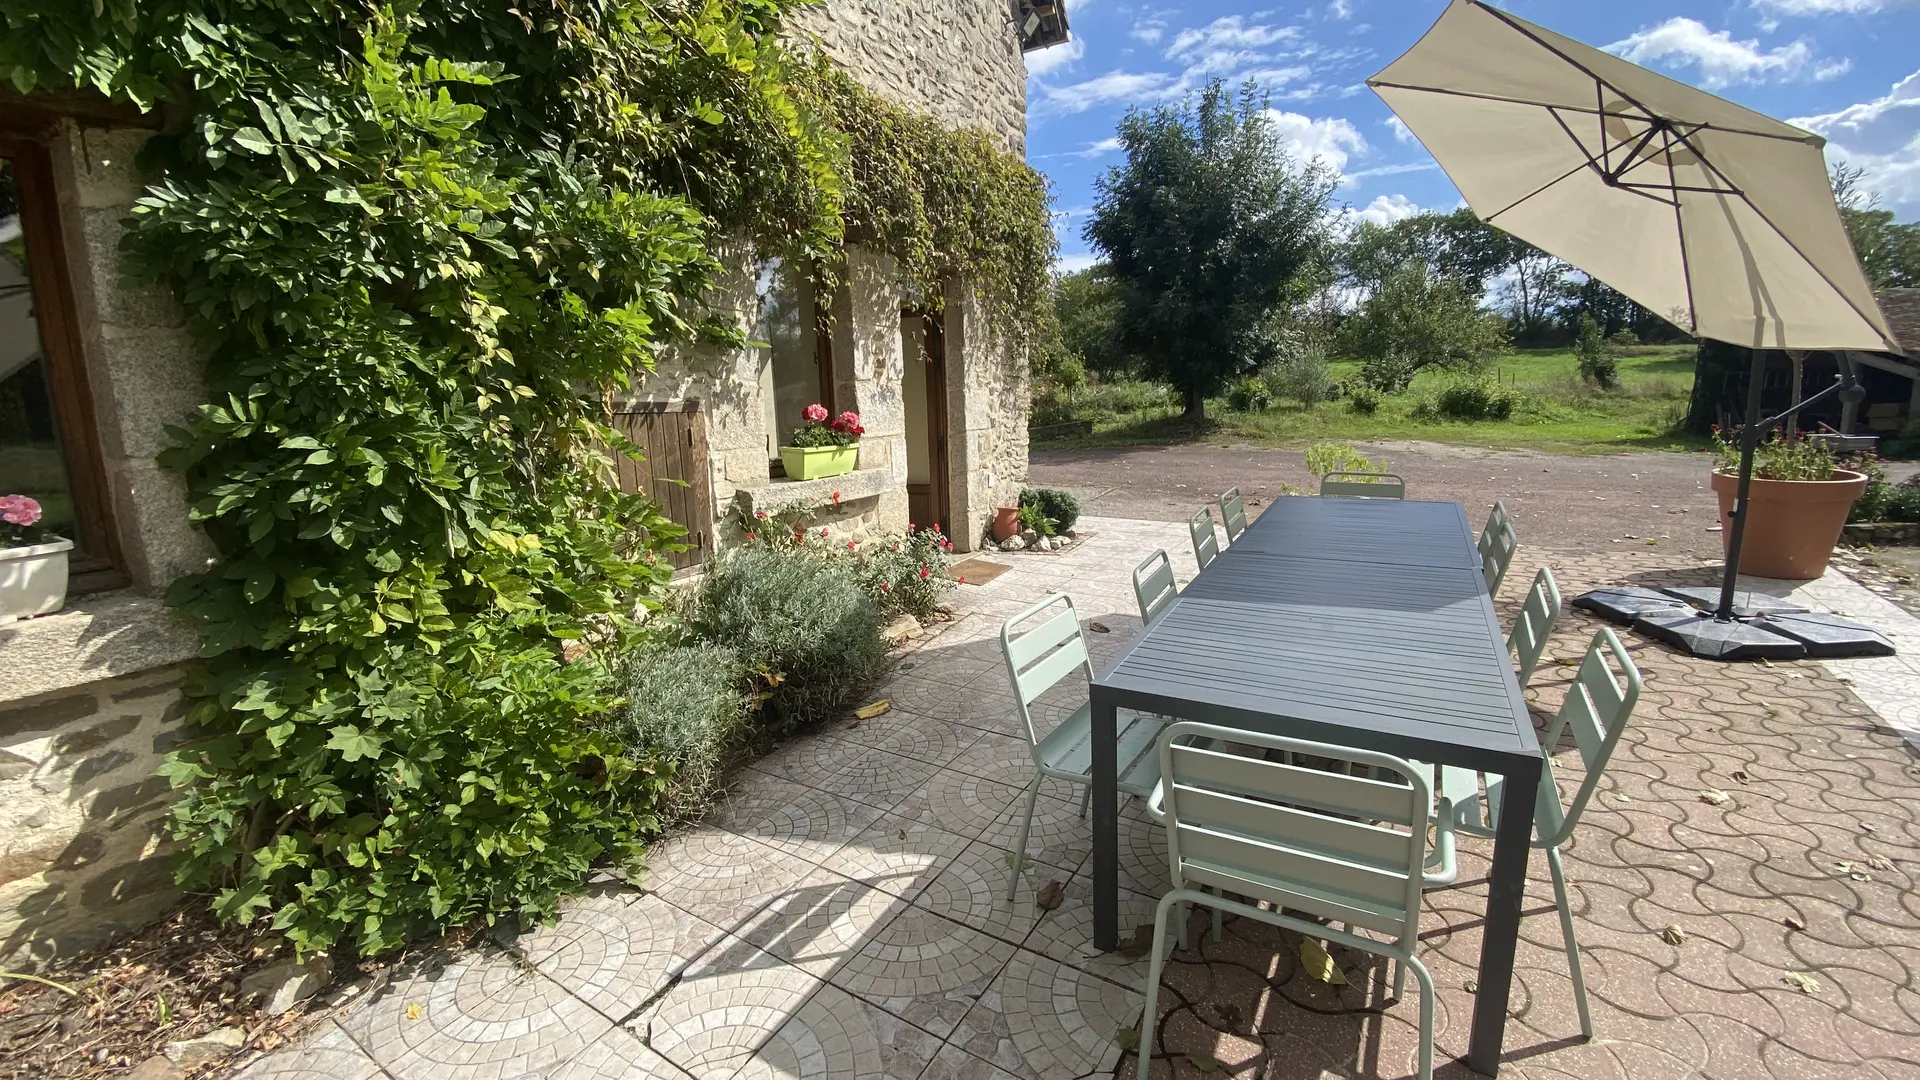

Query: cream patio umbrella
<box><xmin>1369</xmin><ymin>0</ymin><xmax>1897</xmax><ymax>659</ymax></box>
<box><xmin>1368</xmin><ymin>0</ymin><xmax>1897</xmax><ymax>354</ymax></box>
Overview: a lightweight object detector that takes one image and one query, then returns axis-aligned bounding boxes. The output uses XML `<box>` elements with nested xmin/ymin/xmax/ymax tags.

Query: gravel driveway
<box><xmin>1030</xmin><ymin>440</ymin><xmax>1732</xmax><ymax>559</ymax></box>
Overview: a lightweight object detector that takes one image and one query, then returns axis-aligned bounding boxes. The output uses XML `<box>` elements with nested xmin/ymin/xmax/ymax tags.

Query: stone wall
<box><xmin>0</xmin><ymin>668</ymin><xmax>189</xmax><ymax>966</ymax></box>
<box><xmin>788</xmin><ymin>0</ymin><xmax>1028</xmax><ymax>154</ymax></box>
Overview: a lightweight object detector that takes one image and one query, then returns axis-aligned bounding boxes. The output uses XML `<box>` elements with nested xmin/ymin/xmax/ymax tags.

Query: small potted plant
<box><xmin>1</xmin><ymin>494</ymin><xmax>73</xmax><ymax>621</ymax></box>
<box><xmin>781</xmin><ymin>404</ymin><xmax>863</xmax><ymax>481</ymax></box>
<box><xmin>1710</xmin><ymin>429</ymin><xmax>1867</xmax><ymax>579</ymax></box>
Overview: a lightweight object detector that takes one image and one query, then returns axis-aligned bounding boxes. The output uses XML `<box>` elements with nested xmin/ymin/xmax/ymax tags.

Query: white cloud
<box><xmin>1025</xmin><ymin>36</ymin><xmax>1085</xmax><ymax>79</ymax></box>
<box><xmin>1755</xmin><ymin>0</ymin><xmax>1899</xmax><ymax>13</ymax></box>
<box><xmin>1384</xmin><ymin>116</ymin><xmax>1417</xmax><ymax>146</ymax></box>
<box><xmin>1033</xmin><ymin>70</ymin><xmax>1174</xmax><ymax>116</ymax></box>
<box><xmin>1343</xmin><ymin>160</ymin><xmax>1441</xmax><ymax>184</ymax></box>
<box><xmin>1130</xmin><ymin>17</ymin><xmax>1166</xmax><ymax>45</ymax></box>
<box><xmin>1792</xmin><ymin>70</ymin><xmax>1920</xmax><ymax>214</ymax></box>
<box><xmin>1261</xmin><ymin>109</ymin><xmax>1368</xmax><ymax>179</ymax></box>
<box><xmin>1072</xmin><ymin>137</ymin><xmax>1123</xmax><ymax>159</ymax></box>
<box><xmin>1604</xmin><ymin>18</ymin><xmax>1841</xmax><ymax>88</ymax></box>
<box><xmin>1055</xmin><ymin>252</ymin><xmax>1102</xmax><ymax>274</ymax></box>
<box><xmin>1328</xmin><ymin>0</ymin><xmax>1356</xmax><ymax>19</ymax></box>
<box><xmin>1165</xmin><ymin>16</ymin><xmax>1303</xmax><ymax>63</ymax></box>
<box><xmin>1354</xmin><ymin>194</ymin><xmax>1424</xmax><ymax>227</ymax></box>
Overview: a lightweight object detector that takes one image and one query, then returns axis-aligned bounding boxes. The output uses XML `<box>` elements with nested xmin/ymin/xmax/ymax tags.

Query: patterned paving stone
<box><xmin>917</xmin><ymin>1041</ymin><xmax>1026</xmax><ymax>1080</ymax></box>
<box><xmin>1024</xmin><ymin>872</ymin><xmax>1168</xmax><ymax>989</ymax></box>
<box><xmin>839</xmin><ymin>709</ymin><xmax>983</xmax><ymax>769</ymax></box>
<box><xmin>881</xmin><ymin>673</ymin><xmax>1021</xmax><ymax>733</ymax></box>
<box><xmin>737</xmin><ymin>869</ymin><xmax>913</xmax><ymax>978</ymax></box>
<box><xmin>948</xmin><ymin>947</ymin><xmax>1142</xmax><ymax>1080</ymax></box>
<box><xmin>816</xmin><ymin>817</ymin><xmax>973</xmax><ymax>901</ymax></box>
<box><xmin>912</xmin><ymin>839</ymin><xmax>1056</xmax><ymax>945</ymax></box>
<box><xmin>707</xmin><ymin>770</ymin><xmax>889</xmax><ymax>863</ymax></box>
<box><xmin>833</xmin><ymin>902</ymin><xmax>1019</xmax><ymax>1038</ymax></box>
<box><xmin>232</xmin><ymin>1020</ymin><xmax>383</xmax><ymax>1080</ymax></box>
<box><xmin>733</xmin><ymin>983</ymin><xmax>943</xmax><ymax>1080</ymax></box>
<box><xmin>943</xmin><ymin>731</ymin><xmax>1042</xmax><ymax>789</ymax></box>
<box><xmin>516</xmin><ymin>891</ymin><xmax>726</xmax><ymax>1023</ymax></box>
<box><xmin>343</xmin><ymin>948</ymin><xmax>610</xmax><ymax>1080</ymax></box>
<box><xmin>976</xmin><ymin>787</ymin><xmax>1094</xmax><ymax>876</ymax></box>
<box><xmin>636</xmin><ymin>935</ymin><xmax>824</xmax><ymax>1080</ymax></box>
<box><xmin>549</xmin><ymin>1025</ymin><xmax>683</xmax><ymax>1079</ymax></box>
<box><xmin>890</xmin><ymin>769</ymin><xmax>1027</xmax><ymax>843</ymax></box>
<box><xmin>760</xmin><ymin>736</ymin><xmax>942</xmax><ymax>812</ymax></box>
<box><xmin>644</xmin><ymin>828</ymin><xmax>824</xmax><ymax>933</ymax></box>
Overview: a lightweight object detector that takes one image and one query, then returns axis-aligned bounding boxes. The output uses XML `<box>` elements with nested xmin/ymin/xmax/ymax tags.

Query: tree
<box><xmin>1052</xmin><ymin>264</ymin><xmax>1130</xmax><ymax>378</ymax></box>
<box><xmin>1339</xmin><ymin>208</ymin><xmax>1510</xmax><ymax>297</ymax></box>
<box><xmin>1835</xmin><ymin>163</ymin><xmax>1920</xmax><ymax>289</ymax></box>
<box><xmin>1085</xmin><ymin>79</ymin><xmax>1337</xmax><ymax>420</ymax></box>
<box><xmin>1338</xmin><ymin>260</ymin><xmax>1510</xmax><ymax>391</ymax></box>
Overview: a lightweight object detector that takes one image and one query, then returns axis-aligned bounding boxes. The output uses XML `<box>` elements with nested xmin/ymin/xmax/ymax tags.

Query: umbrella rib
<box><xmin>1365</xmin><ymin>81</ymin><xmax>1817</xmax><ymax>144</ymax></box>
<box><xmin>1480</xmin><ymin>158</ymin><xmax>1595</xmax><ymax>224</ymax></box>
<box><xmin>1665</xmin><ymin>128</ymin><xmax>1702</xmax><ymax>336</ymax></box>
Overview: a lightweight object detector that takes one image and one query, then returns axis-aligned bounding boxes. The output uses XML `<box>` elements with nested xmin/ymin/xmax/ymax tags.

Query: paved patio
<box><xmin>235</xmin><ymin>515</ymin><xmax>1920</xmax><ymax>1080</ymax></box>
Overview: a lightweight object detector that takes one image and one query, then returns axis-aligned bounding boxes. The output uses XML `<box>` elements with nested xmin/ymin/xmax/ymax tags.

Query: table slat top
<box><xmin>1227</xmin><ymin>496</ymin><xmax>1482</xmax><ymax>569</ymax></box>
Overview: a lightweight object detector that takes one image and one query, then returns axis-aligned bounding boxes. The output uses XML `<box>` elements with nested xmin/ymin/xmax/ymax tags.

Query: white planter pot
<box><xmin>0</xmin><ymin>538</ymin><xmax>74</xmax><ymax>622</ymax></box>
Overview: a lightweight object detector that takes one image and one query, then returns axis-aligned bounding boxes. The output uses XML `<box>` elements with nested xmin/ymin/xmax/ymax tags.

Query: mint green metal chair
<box><xmin>1319</xmin><ymin>471</ymin><xmax>1407</xmax><ymax>499</ymax></box>
<box><xmin>1509</xmin><ymin>567</ymin><xmax>1562</xmax><ymax>686</ymax></box>
<box><xmin>999</xmin><ymin>594</ymin><xmax>1164</xmax><ymax>901</ymax></box>
<box><xmin>1486</xmin><ymin>499</ymin><xmax>1510</xmax><ymax>537</ymax></box>
<box><xmin>1218</xmin><ymin>488</ymin><xmax>1248</xmax><ymax>544</ymax></box>
<box><xmin>1430</xmin><ymin>628</ymin><xmax>1643</xmax><ymax>1040</ymax></box>
<box><xmin>1479</xmin><ymin>512</ymin><xmax>1519</xmax><ymax>594</ymax></box>
<box><xmin>1137</xmin><ymin>724</ymin><xmax>1438</xmax><ymax>1080</ymax></box>
<box><xmin>1132</xmin><ymin>549</ymin><xmax>1178</xmax><ymax>628</ymax></box>
<box><xmin>1188</xmin><ymin>507</ymin><xmax>1220</xmax><ymax>571</ymax></box>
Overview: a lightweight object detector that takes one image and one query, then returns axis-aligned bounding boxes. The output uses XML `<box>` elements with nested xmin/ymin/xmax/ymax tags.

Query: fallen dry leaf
<box><xmin>1036</xmin><ymin>881</ymin><xmax>1065</xmax><ymax>911</ymax></box>
<box><xmin>854</xmin><ymin>700</ymin><xmax>891</xmax><ymax>720</ymax></box>
<box><xmin>405</xmin><ymin>1002</ymin><xmax>423</xmax><ymax>1021</ymax></box>
<box><xmin>1730</xmin><ymin>770</ymin><xmax>1751</xmax><ymax>785</ymax></box>
<box><xmin>1782</xmin><ymin>972</ymin><xmax>1819</xmax><ymax>994</ymax></box>
<box><xmin>1299</xmin><ymin>938</ymin><xmax>1348</xmax><ymax>986</ymax></box>
<box><xmin>1700</xmin><ymin>789</ymin><xmax>1733</xmax><ymax>807</ymax></box>
<box><xmin>1867</xmin><ymin>855</ymin><xmax>1895</xmax><ymax>872</ymax></box>
<box><xmin>1089</xmin><ymin>621</ymin><xmax>1111</xmax><ymax>634</ymax></box>
<box><xmin>1114</xmin><ymin>1026</ymin><xmax>1140</xmax><ymax>1053</ymax></box>
<box><xmin>1661</xmin><ymin>924</ymin><xmax>1687</xmax><ymax>946</ymax></box>
<box><xmin>1784</xmin><ymin>916</ymin><xmax>1807</xmax><ymax>932</ymax></box>
<box><xmin>1117</xmin><ymin>924</ymin><xmax>1156</xmax><ymax>959</ymax></box>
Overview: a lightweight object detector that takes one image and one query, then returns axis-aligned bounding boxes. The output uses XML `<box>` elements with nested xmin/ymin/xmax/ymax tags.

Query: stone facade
<box><xmin>0</xmin><ymin>0</ymin><xmax>1032</xmax><ymax>966</ymax></box>
<box><xmin>0</xmin><ymin>667</ymin><xmax>189</xmax><ymax>965</ymax></box>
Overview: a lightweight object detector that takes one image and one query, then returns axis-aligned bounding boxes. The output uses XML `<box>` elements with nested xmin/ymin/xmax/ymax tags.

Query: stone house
<box><xmin>0</xmin><ymin>1</ymin><xmax>1042</xmax><ymax>966</ymax></box>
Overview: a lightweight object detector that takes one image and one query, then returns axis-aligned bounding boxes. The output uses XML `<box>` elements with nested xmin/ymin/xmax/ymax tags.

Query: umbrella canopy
<box><xmin>1369</xmin><ymin>0</ymin><xmax>1898</xmax><ymax>354</ymax></box>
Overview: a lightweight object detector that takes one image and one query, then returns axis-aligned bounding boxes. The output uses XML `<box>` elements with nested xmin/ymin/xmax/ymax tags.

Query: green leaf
<box><xmin>326</xmin><ymin>725</ymin><xmax>386</xmax><ymax>762</ymax></box>
<box><xmin>229</xmin><ymin>126</ymin><xmax>274</xmax><ymax>154</ymax></box>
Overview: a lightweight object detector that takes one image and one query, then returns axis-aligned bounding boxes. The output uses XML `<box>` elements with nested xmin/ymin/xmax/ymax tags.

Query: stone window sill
<box><xmin>0</xmin><ymin>592</ymin><xmax>199</xmax><ymax>706</ymax></box>
<box><xmin>740</xmin><ymin>466</ymin><xmax>897</xmax><ymax>514</ymax></box>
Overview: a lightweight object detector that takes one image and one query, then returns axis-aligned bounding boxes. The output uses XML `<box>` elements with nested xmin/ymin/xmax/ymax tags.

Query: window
<box><xmin>755</xmin><ymin>259</ymin><xmax>834</xmax><ymax>472</ymax></box>
<box><xmin>0</xmin><ymin>136</ymin><xmax>122</xmax><ymax>590</ymax></box>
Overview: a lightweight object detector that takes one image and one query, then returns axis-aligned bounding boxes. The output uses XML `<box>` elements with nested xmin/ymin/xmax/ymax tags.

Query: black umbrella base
<box><xmin>1572</xmin><ymin>586</ymin><xmax>1895</xmax><ymax>661</ymax></box>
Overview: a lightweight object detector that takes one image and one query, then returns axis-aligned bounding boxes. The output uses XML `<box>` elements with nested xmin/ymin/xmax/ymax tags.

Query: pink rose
<box><xmin>802</xmin><ymin>403</ymin><xmax>828</xmax><ymax>423</ymax></box>
<box><xmin>1</xmin><ymin>495</ymin><xmax>41</xmax><ymax>527</ymax></box>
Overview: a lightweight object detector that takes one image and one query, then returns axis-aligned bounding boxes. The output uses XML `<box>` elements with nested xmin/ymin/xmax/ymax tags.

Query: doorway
<box><xmin>902</xmin><ymin>310</ymin><xmax>950</xmax><ymax>535</ymax></box>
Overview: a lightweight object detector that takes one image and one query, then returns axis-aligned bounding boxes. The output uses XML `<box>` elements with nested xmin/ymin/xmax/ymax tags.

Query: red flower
<box><xmin>846</xmin><ymin>539</ymin><xmax>857</xmax><ymax>551</ymax></box>
<box><xmin>755</xmin><ymin>509</ymin><xmax>768</xmax><ymax>519</ymax></box>
<box><xmin>879</xmin><ymin>582</ymin><xmax>890</xmax><ymax>591</ymax></box>
<box><xmin>820</xmin><ymin>527</ymin><xmax>831</xmax><ymax>538</ymax></box>
<box><xmin>746</xmin><ymin>530</ymin><xmax>757</xmax><ymax>541</ymax></box>
<box><xmin>802</xmin><ymin>403</ymin><xmax>828</xmax><ymax>423</ymax></box>
<box><xmin>832</xmin><ymin>491</ymin><xmax>841</xmax><ymax>507</ymax></box>
<box><xmin>958</xmin><ymin>576</ymin><xmax>966</xmax><ymax>585</ymax></box>
<box><xmin>918</xmin><ymin>565</ymin><xmax>930</xmax><ymax>579</ymax></box>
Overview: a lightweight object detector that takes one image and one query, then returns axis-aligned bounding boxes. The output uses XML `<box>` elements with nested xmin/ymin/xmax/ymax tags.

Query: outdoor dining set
<box><xmin>987</xmin><ymin>474</ymin><xmax>1643</xmax><ymax>1079</ymax></box>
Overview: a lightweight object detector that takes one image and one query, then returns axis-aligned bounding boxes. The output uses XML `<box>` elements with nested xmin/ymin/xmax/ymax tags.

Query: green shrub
<box><xmin>1018</xmin><ymin>502</ymin><xmax>1056</xmax><ymax>537</ymax></box>
<box><xmin>1346</xmin><ymin>386</ymin><xmax>1382</xmax><ymax>415</ymax></box>
<box><xmin>1418</xmin><ymin>378</ymin><xmax>1518</xmax><ymax>421</ymax></box>
<box><xmin>1574</xmin><ymin>314</ymin><xmax>1620</xmax><ymax>390</ymax></box>
<box><xmin>1262</xmin><ymin>342</ymin><xmax>1337</xmax><ymax>405</ymax></box>
<box><xmin>602</xmin><ymin>643</ymin><xmax>749</xmax><ymax>821</ymax></box>
<box><xmin>1304</xmin><ymin>442</ymin><xmax>1383</xmax><ymax>478</ymax></box>
<box><xmin>853</xmin><ymin>527</ymin><xmax>957</xmax><ymax>618</ymax></box>
<box><xmin>1712</xmin><ymin>430</ymin><xmax>1835</xmax><ymax>482</ymax></box>
<box><xmin>1020</xmin><ymin>487</ymin><xmax>1082</xmax><ymax>533</ymax></box>
<box><xmin>690</xmin><ymin>550</ymin><xmax>887</xmax><ymax>736</ymax></box>
<box><xmin>1359</xmin><ymin>348</ymin><xmax>1419</xmax><ymax>394</ymax></box>
<box><xmin>1226</xmin><ymin>375</ymin><xmax>1274</xmax><ymax>413</ymax></box>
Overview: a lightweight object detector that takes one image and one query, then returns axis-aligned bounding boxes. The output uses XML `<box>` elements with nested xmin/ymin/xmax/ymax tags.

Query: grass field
<box><xmin>1037</xmin><ymin>345</ymin><xmax>1704</xmax><ymax>454</ymax></box>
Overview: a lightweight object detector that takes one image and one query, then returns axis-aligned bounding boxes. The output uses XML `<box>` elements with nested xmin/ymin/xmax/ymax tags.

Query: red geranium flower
<box><xmin>803</xmin><ymin>403</ymin><xmax>828</xmax><ymax>422</ymax></box>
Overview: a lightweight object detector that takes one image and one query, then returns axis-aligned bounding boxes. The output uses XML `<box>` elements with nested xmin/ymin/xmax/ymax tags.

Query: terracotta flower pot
<box><xmin>991</xmin><ymin>506</ymin><xmax>1023</xmax><ymax>541</ymax></box>
<box><xmin>1710</xmin><ymin>467</ymin><xmax>1867</xmax><ymax>580</ymax></box>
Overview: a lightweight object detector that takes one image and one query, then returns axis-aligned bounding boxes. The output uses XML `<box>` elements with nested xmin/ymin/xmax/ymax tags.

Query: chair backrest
<box><xmin>1479</xmin><ymin>515</ymin><xmax>1518</xmax><ymax>593</ymax></box>
<box><xmin>1486</xmin><ymin>500</ymin><xmax>1509</xmax><ymax>536</ymax></box>
<box><xmin>1000</xmin><ymin>594</ymin><xmax>1095</xmax><ymax>750</ymax></box>
<box><xmin>1319</xmin><ymin>471</ymin><xmax>1407</xmax><ymax>499</ymax></box>
<box><xmin>1188</xmin><ymin>506</ymin><xmax>1219</xmax><ymax>570</ymax></box>
<box><xmin>1157</xmin><ymin>722</ymin><xmax>1430</xmax><ymax>947</ymax></box>
<box><xmin>1539</xmin><ymin>628</ymin><xmax>1642</xmax><ymax>846</ymax></box>
<box><xmin>1218</xmin><ymin>488</ymin><xmax>1248</xmax><ymax>543</ymax></box>
<box><xmin>1508</xmin><ymin>567</ymin><xmax>1562</xmax><ymax>685</ymax></box>
<box><xmin>1133</xmin><ymin>549</ymin><xmax>1178</xmax><ymax>627</ymax></box>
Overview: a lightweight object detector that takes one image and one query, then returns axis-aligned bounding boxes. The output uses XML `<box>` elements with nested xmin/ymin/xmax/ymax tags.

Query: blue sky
<box><xmin>1025</xmin><ymin>0</ymin><xmax>1920</xmax><ymax>272</ymax></box>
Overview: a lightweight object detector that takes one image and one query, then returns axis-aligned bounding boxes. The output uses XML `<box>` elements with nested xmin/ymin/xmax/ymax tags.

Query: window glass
<box><xmin>0</xmin><ymin>157</ymin><xmax>79</xmax><ymax>547</ymax></box>
<box><xmin>755</xmin><ymin>259</ymin><xmax>823</xmax><ymax>462</ymax></box>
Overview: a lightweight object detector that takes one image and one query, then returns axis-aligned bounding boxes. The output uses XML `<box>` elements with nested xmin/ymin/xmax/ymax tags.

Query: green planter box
<box><xmin>780</xmin><ymin>444</ymin><xmax>858</xmax><ymax>480</ymax></box>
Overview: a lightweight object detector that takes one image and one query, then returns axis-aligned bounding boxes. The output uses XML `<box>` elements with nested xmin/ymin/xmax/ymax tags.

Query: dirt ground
<box><xmin>1031</xmin><ymin>440</ymin><xmax>1736</xmax><ymax>559</ymax></box>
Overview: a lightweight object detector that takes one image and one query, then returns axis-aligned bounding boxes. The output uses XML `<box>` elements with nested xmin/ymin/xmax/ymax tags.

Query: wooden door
<box><xmin>905</xmin><ymin>312</ymin><xmax>951</xmax><ymax>535</ymax></box>
<box><xmin>610</xmin><ymin>401</ymin><xmax>715</xmax><ymax>569</ymax></box>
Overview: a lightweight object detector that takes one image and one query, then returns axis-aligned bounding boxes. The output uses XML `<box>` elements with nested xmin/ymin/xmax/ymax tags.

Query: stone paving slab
<box><xmin>261</xmin><ymin>513</ymin><xmax>1920</xmax><ymax>1080</ymax></box>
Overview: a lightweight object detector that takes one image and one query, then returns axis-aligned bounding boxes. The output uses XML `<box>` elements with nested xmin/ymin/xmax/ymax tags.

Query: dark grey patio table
<box><xmin>1089</xmin><ymin>495</ymin><xmax>1541</xmax><ymax>1077</ymax></box>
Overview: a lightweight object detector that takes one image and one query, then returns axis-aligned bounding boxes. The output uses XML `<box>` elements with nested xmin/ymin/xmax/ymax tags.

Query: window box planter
<box><xmin>1</xmin><ymin>538</ymin><xmax>74</xmax><ymax>622</ymax></box>
<box><xmin>780</xmin><ymin>444</ymin><xmax>858</xmax><ymax>481</ymax></box>
<box><xmin>1710</xmin><ymin>468</ymin><xmax>1867</xmax><ymax>580</ymax></box>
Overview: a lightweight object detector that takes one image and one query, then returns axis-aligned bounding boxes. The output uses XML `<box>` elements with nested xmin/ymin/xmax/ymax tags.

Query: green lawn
<box><xmin>1038</xmin><ymin>345</ymin><xmax>1706</xmax><ymax>455</ymax></box>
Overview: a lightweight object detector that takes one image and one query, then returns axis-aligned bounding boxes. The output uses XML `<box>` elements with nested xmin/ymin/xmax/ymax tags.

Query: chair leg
<box><xmin>1009</xmin><ymin>779</ymin><xmax>1041</xmax><ymax>903</ymax></box>
<box><xmin>1393</xmin><ymin>959</ymin><xmax>1406</xmax><ymax>1002</ymax></box>
<box><xmin>1547</xmin><ymin>845</ymin><xmax>1594</xmax><ymax>1040</ymax></box>
<box><xmin>1137</xmin><ymin>892</ymin><xmax>1182</xmax><ymax>1076</ymax></box>
<box><xmin>1079</xmin><ymin>783</ymin><xmax>1091</xmax><ymax>820</ymax></box>
<box><xmin>1405</xmin><ymin>953</ymin><xmax>1437</xmax><ymax>1080</ymax></box>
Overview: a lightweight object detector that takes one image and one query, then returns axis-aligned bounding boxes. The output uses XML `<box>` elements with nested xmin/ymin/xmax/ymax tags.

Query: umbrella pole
<box><xmin>1714</xmin><ymin>350</ymin><xmax>1768</xmax><ymax>621</ymax></box>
